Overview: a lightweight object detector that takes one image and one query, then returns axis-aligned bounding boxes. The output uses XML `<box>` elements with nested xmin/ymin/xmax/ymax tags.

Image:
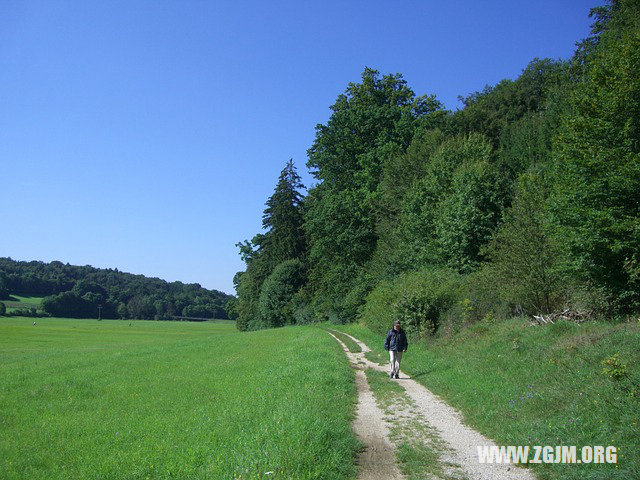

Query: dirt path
<box><xmin>328</xmin><ymin>331</ymin><xmax>404</xmax><ymax>479</ymax></box>
<box><xmin>328</xmin><ymin>330</ymin><xmax>537</xmax><ymax>480</ymax></box>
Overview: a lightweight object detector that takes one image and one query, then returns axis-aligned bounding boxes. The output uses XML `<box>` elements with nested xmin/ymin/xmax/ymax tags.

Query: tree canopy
<box><xmin>0</xmin><ymin>257</ymin><xmax>233</xmax><ymax>320</ymax></box>
<box><xmin>236</xmin><ymin>0</ymin><xmax>639</xmax><ymax>330</ymax></box>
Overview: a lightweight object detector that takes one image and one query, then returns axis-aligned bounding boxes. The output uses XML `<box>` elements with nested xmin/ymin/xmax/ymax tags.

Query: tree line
<box><xmin>233</xmin><ymin>0</ymin><xmax>639</xmax><ymax>335</ymax></box>
<box><xmin>0</xmin><ymin>258</ymin><xmax>234</xmax><ymax>320</ymax></box>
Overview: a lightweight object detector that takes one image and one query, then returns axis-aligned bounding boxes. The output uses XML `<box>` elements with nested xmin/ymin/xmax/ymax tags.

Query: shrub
<box><xmin>360</xmin><ymin>268</ymin><xmax>464</xmax><ymax>337</ymax></box>
<box><xmin>0</xmin><ymin>302</ymin><xmax>6</xmax><ymax>315</ymax></box>
<box><xmin>602</xmin><ymin>353</ymin><xmax>628</xmax><ymax>381</ymax></box>
<box><xmin>463</xmin><ymin>265</ymin><xmax>510</xmax><ymax>321</ymax></box>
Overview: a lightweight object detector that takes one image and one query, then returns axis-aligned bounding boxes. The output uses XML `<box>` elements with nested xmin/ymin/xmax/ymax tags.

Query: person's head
<box><xmin>393</xmin><ymin>320</ymin><xmax>401</xmax><ymax>331</ymax></box>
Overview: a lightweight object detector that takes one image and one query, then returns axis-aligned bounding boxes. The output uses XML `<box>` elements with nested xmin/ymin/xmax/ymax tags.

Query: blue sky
<box><xmin>1</xmin><ymin>1</ymin><xmax>599</xmax><ymax>294</ymax></box>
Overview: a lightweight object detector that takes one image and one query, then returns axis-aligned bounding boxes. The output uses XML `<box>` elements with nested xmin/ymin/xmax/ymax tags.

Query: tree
<box><xmin>0</xmin><ymin>257</ymin><xmax>233</xmax><ymax>321</ymax></box>
<box><xmin>258</xmin><ymin>259</ymin><xmax>305</xmax><ymax>327</ymax></box>
<box><xmin>487</xmin><ymin>171</ymin><xmax>561</xmax><ymax>314</ymax></box>
<box><xmin>394</xmin><ymin>133</ymin><xmax>501</xmax><ymax>274</ymax></box>
<box><xmin>0</xmin><ymin>273</ymin><xmax>9</xmax><ymax>299</ymax></box>
<box><xmin>127</xmin><ymin>295</ymin><xmax>154</xmax><ymax>319</ymax></box>
<box><xmin>454</xmin><ymin>58</ymin><xmax>567</xmax><ymax>146</ymax></box>
<box><xmin>550</xmin><ymin>0</ymin><xmax>640</xmax><ymax>312</ymax></box>
<box><xmin>262</xmin><ymin>159</ymin><xmax>306</xmax><ymax>263</ymax></box>
<box><xmin>304</xmin><ymin>67</ymin><xmax>443</xmax><ymax>320</ymax></box>
<box><xmin>234</xmin><ymin>160</ymin><xmax>307</xmax><ymax>330</ymax></box>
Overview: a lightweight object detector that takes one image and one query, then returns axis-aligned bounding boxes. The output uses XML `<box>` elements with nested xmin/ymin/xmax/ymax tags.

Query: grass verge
<box><xmin>0</xmin><ymin>317</ymin><xmax>359</xmax><ymax>479</ymax></box>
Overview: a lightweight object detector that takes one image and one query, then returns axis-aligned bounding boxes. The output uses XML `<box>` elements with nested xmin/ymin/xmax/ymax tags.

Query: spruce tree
<box><xmin>235</xmin><ymin>159</ymin><xmax>306</xmax><ymax>330</ymax></box>
<box><xmin>262</xmin><ymin>159</ymin><xmax>306</xmax><ymax>263</ymax></box>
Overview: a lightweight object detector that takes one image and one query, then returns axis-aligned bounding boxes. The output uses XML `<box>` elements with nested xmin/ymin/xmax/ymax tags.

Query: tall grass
<box><xmin>0</xmin><ymin>318</ymin><xmax>359</xmax><ymax>479</ymax></box>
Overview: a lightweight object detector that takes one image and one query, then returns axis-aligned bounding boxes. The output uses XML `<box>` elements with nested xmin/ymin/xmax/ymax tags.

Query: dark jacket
<box><xmin>384</xmin><ymin>328</ymin><xmax>408</xmax><ymax>352</ymax></box>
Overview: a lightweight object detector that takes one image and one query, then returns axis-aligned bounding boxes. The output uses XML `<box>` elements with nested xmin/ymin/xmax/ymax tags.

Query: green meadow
<box><xmin>0</xmin><ymin>318</ymin><xmax>359</xmax><ymax>480</ymax></box>
<box><xmin>3</xmin><ymin>294</ymin><xmax>44</xmax><ymax>313</ymax></box>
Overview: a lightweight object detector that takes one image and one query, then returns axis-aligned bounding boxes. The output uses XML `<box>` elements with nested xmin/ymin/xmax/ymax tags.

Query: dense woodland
<box><xmin>234</xmin><ymin>1</ymin><xmax>639</xmax><ymax>335</ymax></box>
<box><xmin>0</xmin><ymin>258</ymin><xmax>234</xmax><ymax>320</ymax></box>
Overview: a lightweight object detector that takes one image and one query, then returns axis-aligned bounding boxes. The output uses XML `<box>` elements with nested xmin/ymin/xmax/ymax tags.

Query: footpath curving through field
<box><xmin>328</xmin><ymin>330</ymin><xmax>537</xmax><ymax>480</ymax></box>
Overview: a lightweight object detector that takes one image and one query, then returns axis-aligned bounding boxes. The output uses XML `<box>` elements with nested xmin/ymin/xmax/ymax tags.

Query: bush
<box><xmin>360</xmin><ymin>268</ymin><xmax>464</xmax><ymax>337</ymax></box>
<box><xmin>7</xmin><ymin>307</ymin><xmax>47</xmax><ymax>318</ymax></box>
<box><xmin>0</xmin><ymin>302</ymin><xmax>6</xmax><ymax>315</ymax></box>
<box><xmin>463</xmin><ymin>265</ymin><xmax>510</xmax><ymax>321</ymax></box>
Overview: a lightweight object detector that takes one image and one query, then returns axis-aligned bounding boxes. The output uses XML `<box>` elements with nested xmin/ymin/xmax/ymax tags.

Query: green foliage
<box><xmin>116</xmin><ymin>302</ymin><xmax>127</xmax><ymax>319</ymax></box>
<box><xmin>0</xmin><ymin>302</ymin><xmax>6</xmax><ymax>315</ymax></box>
<box><xmin>258</xmin><ymin>259</ymin><xmax>305</xmax><ymax>328</ymax></box>
<box><xmin>395</xmin><ymin>133</ymin><xmax>502</xmax><ymax>273</ymax></box>
<box><xmin>454</xmin><ymin>58</ymin><xmax>567</xmax><ymax>145</ymax></box>
<box><xmin>434</xmin><ymin>155</ymin><xmax>501</xmax><ymax>273</ymax></box>
<box><xmin>496</xmin><ymin>110</ymin><xmax>556</xmax><ymax>189</ymax></box>
<box><xmin>486</xmin><ymin>171</ymin><xmax>562</xmax><ymax>314</ymax></box>
<box><xmin>263</xmin><ymin>159</ymin><xmax>306</xmax><ymax>263</ymax></box>
<box><xmin>360</xmin><ymin>268</ymin><xmax>464</xmax><ymax>337</ymax></box>
<box><xmin>0</xmin><ymin>274</ymin><xmax>10</xmax><ymax>299</ymax></box>
<box><xmin>235</xmin><ymin>160</ymin><xmax>307</xmax><ymax>330</ymax></box>
<box><xmin>550</xmin><ymin>0</ymin><xmax>640</xmax><ymax>313</ymax></box>
<box><xmin>602</xmin><ymin>352</ymin><xmax>628</xmax><ymax>381</ymax></box>
<box><xmin>240</xmin><ymin>3</ymin><xmax>640</xmax><ymax>328</ymax></box>
<box><xmin>304</xmin><ymin>68</ymin><xmax>444</xmax><ymax>322</ymax></box>
<box><xmin>370</xmin><ymin>129</ymin><xmax>446</xmax><ymax>278</ymax></box>
<box><xmin>0</xmin><ymin>258</ymin><xmax>233</xmax><ymax>320</ymax></box>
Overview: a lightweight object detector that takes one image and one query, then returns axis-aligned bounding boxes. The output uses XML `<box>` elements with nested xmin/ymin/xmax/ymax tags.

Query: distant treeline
<box><xmin>233</xmin><ymin>0</ymin><xmax>639</xmax><ymax>334</ymax></box>
<box><xmin>0</xmin><ymin>258</ymin><xmax>235</xmax><ymax>320</ymax></box>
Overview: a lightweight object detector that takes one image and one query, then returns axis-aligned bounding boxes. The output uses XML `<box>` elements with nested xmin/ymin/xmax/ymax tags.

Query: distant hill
<box><xmin>0</xmin><ymin>257</ymin><xmax>235</xmax><ymax>320</ymax></box>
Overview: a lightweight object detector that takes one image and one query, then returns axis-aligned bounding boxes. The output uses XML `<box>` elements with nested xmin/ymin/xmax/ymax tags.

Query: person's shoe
<box><xmin>390</xmin><ymin>372</ymin><xmax>394</xmax><ymax>379</ymax></box>
<box><xmin>394</xmin><ymin>373</ymin><xmax>400</xmax><ymax>379</ymax></box>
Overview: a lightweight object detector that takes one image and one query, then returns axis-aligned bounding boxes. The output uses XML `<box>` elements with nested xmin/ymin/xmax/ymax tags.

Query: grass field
<box><xmin>332</xmin><ymin>319</ymin><xmax>640</xmax><ymax>480</ymax></box>
<box><xmin>0</xmin><ymin>317</ymin><xmax>359</xmax><ymax>479</ymax></box>
<box><xmin>2</xmin><ymin>294</ymin><xmax>45</xmax><ymax>312</ymax></box>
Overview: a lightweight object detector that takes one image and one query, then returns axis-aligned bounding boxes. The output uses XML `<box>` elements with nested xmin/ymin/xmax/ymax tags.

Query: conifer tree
<box><xmin>235</xmin><ymin>159</ymin><xmax>306</xmax><ymax>330</ymax></box>
<box><xmin>262</xmin><ymin>159</ymin><xmax>306</xmax><ymax>263</ymax></box>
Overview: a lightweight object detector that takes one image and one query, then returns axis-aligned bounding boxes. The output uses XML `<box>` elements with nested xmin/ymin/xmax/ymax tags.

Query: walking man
<box><xmin>384</xmin><ymin>320</ymin><xmax>408</xmax><ymax>379</ymax></box>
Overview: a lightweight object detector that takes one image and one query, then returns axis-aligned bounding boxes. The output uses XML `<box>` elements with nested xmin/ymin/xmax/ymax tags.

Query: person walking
<box><xmin>384</xmin><ymin>320</ymin><xmax>408</xmax><ymax>379</ymax></box>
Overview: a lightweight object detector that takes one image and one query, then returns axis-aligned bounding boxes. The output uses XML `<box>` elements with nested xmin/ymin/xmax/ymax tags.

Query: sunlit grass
<box><xmin>2</xmin><ymin>294</ymin><xmax>45</xmax><ymax>312</ymax></box>
<box><xmin>0</xmin><ymin>317</ymin><xmax>359</xmax><ymax>479</ymax></box>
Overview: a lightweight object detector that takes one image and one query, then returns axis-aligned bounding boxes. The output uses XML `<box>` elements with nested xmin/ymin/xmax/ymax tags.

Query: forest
<box><xmin>233</xmin><ymin>0</ymin><xmax>639</xmax><ymax>335</ymax></box>
<box><xmin>0</xmin><ymin>257</ymin><xmax>234</xmax><ymax>320</ymax></box>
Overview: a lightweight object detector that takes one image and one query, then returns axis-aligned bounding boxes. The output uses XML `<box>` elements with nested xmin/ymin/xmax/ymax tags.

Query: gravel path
<box><xmin>329</xmin><ymin>330</ymin><xmax>537</xmax><ymax>480</ymax></box>
<box><xmin>328</xmin><ymin>331</ymin><xmax>404</xmax><ymax>480</ymax></box>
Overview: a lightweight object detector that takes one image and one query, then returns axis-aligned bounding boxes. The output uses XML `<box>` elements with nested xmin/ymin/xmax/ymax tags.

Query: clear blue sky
<box><xmin>1</xmin><ymin>1</ymin><xmax>599</xmax><ymax>294</ymax></box>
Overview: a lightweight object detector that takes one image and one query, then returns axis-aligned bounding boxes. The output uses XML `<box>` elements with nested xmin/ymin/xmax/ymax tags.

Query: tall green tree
<box><xmin>305</xmin><ymin>68</ymin><xmax>444</xmax><ymax>320</ymax></box>
<box><xmin>550</xmin><ymin>0</ymin><xmax>640</xmax><ymax>312</ymax></box>
<box><xmin>262</xmin><ymin>159</ymin><xmax>306</xmax><ymax>263</ymax></box>
<box><xmin>487</xmin><ymin>171</ymin><xmax>561</xmax><ymax>314</ymax></box>
<box><xmin>454</xmin><ymin>58</ymin><xmax>567</xmax><ymax>146</ymax></box>
<box><xmin>394</xmin><ymin>133</ymin><xmax>501</xmax><ymax>274</ymax></box>
<box><xmin>235</xmin><ymin>160</ymin><xmax>307</xmax><ymax>330</ymax></box>
<box><xmin>258</xmin><ymin>259</ymin><xmax>305</xmax><ymax>328</ymax></box>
